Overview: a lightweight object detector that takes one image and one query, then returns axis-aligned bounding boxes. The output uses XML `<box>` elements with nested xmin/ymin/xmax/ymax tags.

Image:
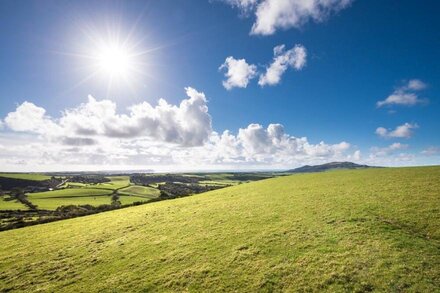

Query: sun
<box><xmin>67</xmin><ymin>22</ymin><xmax>162</xmax><ymax>96</ymax></box>
<box><xmin>94</xmin><ymin>42</ymin><xmax>136</xmax><ymax>78</ymax></box>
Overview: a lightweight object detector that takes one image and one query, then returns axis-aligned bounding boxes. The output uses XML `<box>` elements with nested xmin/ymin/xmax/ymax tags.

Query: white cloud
<box><xmin>377</xmin><ymin>79</ymin><xmax>428</xmax><ymax>107</ymax></box>
<box><xmin>4</xmin><ymin>87</ymin><xmax>212</xmax><ymax>147</ymax></box>
<box><xmin>222</xmin><ymin>0</ymin><xmax>258</xmax><ymax>12</ymax></box>
<box><xmin>407</xmin><ymin>79</ymin><xmax>427</xmax><ymax>91</ymax></box>
<box><xmin>0</xmin><ymin>93</ymin><xmax>355</xmax><ymax>171</ymax></box>
<box><xmin>208</xmin><ymin>123</ymin><xmax>351</xmax><ymax>164</ymax></box>
<box><xmin>375</xmin><ymin>123</ymin><xmax>418</xmax><ymax>139</ymax></box>
<box><xmin>219</xmin><ymin>56</ymin><xmax>257</xmax><ymax>90</ymax></box>
<box><xmin>347</xmin><ymin>150</ymin><xmax>361</xmax><ymax>161</ymax></box>
<box><xmin>259</xmin><ymin>44</ymin><xmax>307</xmax><ymax>86</ymax></box>
<box><xmin>4</xmin><ymin>101</ymin><xmax>60</xmax><ymax>134</ymax></box>
<box><xmin>370</xmin><ymin>142</ymin><xmax>408</xmax><ymax>157</ymax></box>
<box><xmin>421</xmin><ymin>146</ymin><xmax>440</xmax><ymax>156</ymax></box>
<box><xmin>222</xmin><ymin>0</ymin><xmax>353</xmax><ymax>35</ymax></box>
<box><xmin>363</xmin><ymin>143</ymin><xmax>420</xmax><ymax>166</ymax></box>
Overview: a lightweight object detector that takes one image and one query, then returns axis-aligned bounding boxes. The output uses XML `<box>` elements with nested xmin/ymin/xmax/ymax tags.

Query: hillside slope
<box><xmin>1</xmin><ymin>167</ymin><xmax>440</xmax><ymax>292</ymax></box>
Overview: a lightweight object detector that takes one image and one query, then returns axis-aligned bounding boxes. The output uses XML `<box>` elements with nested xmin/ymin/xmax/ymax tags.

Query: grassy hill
<box><xmin>0</xmin><ymin>173</ymin><xmax>51</xmax><ymax>181</ymax></box>
<box><xmin>0</xmin><ymin>166</ymin><xmax>439</xmax><ymax>292</ymax></box>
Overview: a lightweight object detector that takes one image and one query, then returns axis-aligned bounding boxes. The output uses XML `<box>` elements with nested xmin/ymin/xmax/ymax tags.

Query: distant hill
<box><xmin>287</xmin><ymin>161</ymin><xmax>374</xmax><ymax>173</ymax></box>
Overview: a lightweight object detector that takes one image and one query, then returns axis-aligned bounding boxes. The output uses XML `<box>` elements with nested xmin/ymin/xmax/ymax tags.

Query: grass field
<box><xmin>0</xmin><ymin>167</ymin><xmax>439</xmax><ymax>291</ymax></box>
<box><xmin>118</xmin><ymin>195</ymin><xmax>151</xmax><ymax>205</ymax></box>
<box><xmin>29</xmin><ymin>196</ymin><xmax>113</xmax><ymax>210</ymax></box>
<box><xmin>0</xmin><ymin>173</ymin><xmax>51</xmax><ymax>181</ymax></box>
<box><xmin>26</xmin><ymin>188</ymin><xmax>114</xmax><ymax>210</ymax></box>
<box><xmin>27</xmin><ymin>188</ymin><xmax>113</xmax><ymax>199</ymax></box>
<box><xmin>62</xmin><ymin>176</ymin><xmax>130</xmax><ymax>191</ymax></box>
<box><xmin>0</xmin><ymin>196</ymin><xmax>27</xmax><ymax>210</ymax></box>
<box><xmin>97</xmin><ymin>176</ymin><xmax>130</xmax><ymax>189</ymax></box>
<box><xmin>118</xmin><ymin>185</ymin><xmax>160</xmax><ymax>198</ymax></box>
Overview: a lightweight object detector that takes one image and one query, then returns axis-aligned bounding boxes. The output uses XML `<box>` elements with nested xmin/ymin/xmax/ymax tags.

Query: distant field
<box><xmin>62</xmin><ymin>176</ymin><xmax>130</xmax><ymax>191</ymax></box>
<box><xmin>0</xmin><ymin>173</ymin><xmax>51</xmax><ymax>181</ymax></box>
<box><xmin>119</xmin><ymin>195</ymin><xmax>150</xmax><ymax>205</ymax></box>
<box><xmin>119</xmin><ymin>185</ymin><xmax>160</xmax><ymax>198</ymax></box>
<box><xmin>1</xmin><ymin>166</ymin><xmax>439</xmax><ymax>291</ymax></box>
<box><xmin>30</xmin><ymin>196</ymin><xmax>113</xmax><ymax>210</ymax></box>
<box><xmin>27</xmin><ymin>188</ymin><xmax>112</xmax><ymax>199</ymax></box>
<box><xmin>97</xmin><ymin>176</ymin><xmax>130</xmax><ymax>189</ymax></box>
<box><xmin>198</xmin><ymin>180</ymin><xmax>237</xmax><ymax>186</ymax></box>
<box><xmin>26</xmin><ymin>188</ymin><xmax>114</xmax><ymax>210</ymax></box>
<box><xmin>0</xmin><ymin>196</ymin><xmax>27</xmax><ymax>210</ymax></box>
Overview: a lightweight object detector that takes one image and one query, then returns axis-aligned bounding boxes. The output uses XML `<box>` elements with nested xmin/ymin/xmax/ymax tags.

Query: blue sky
<box><xmin>0</xmin><ymin>0</ymin><xmax>439</xmax><ymax>171</ymax></box>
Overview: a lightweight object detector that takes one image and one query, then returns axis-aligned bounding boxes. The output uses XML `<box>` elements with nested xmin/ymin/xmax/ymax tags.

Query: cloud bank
<box><xmin>5</xmin><ymin>87</ymin><xmax>212</xmax><ymax>147</ymax></box>
<box><xmin>1</xmin><ymin>87</ymin><xmax>359</xmax><ymax>171</ymax></box>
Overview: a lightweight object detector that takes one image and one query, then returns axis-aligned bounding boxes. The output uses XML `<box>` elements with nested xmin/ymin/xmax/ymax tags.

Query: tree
<box><xmin>111</xmin><ymin>194</ymin><xmax>121</xmax><ymax>206</ymax></box>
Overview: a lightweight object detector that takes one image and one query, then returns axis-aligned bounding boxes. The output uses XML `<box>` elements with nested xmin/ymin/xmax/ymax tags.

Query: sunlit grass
<box><xmin>0</xmin><ymin>166</ymin><xmax>439</xmax><ymax>291</ymax></box>
<box><xmin>0</xmin><ymin>196</ymin><xmax>27</xmax><ymax>210</ymax></box>
<box><xmin>0</xmin><ymin>173</ymin><xmax>51</xmax><ymax>181</ymax></box>
<box><xmin>118</xmin><ymin>185</ymin><xmax>160</xmax><ymax>198</ymax></box>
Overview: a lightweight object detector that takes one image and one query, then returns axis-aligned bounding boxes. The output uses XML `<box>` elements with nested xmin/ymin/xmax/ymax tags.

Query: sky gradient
<box><xmin>0</xmin><ymin>0</ymin><xmax>439</xmax><ymax>172</ymax></box>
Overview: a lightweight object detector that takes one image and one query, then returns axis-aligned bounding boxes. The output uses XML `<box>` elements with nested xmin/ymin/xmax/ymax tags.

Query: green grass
<box><xmin>62</xmin><ymin>176</ymin><xmax>130</xmax><ymax>191</ymax></box>
<box><xmin>198</xmin><ymin>180</ymin><xmax>238</xmax><ymax>186</ymax></box>
<box><xmin>27</xmin><ymin>188</ymin><xmax>112</xmax><ymax>199</ymax></box>
<box><xmin>26</xmin><ymin>188</ymin><xmax>114</xmax><ymax>210</ymax></box>
<box><xmin>0</xmin><ymin>173</ymin><xmax>51</xmax><ymax>181</ymax></box>
<box><xmin>118</xmin><ymin>195</ymin><xmax>150</xmax><ymax>205</ymax></box>
<box><xmin>30</xmin><ymin>196</ymin><xmax>113</xmax><ymax>210</ymax></box>
<box><xmin>0</xmin><ymin>166</ymin><xmax>439</xmax><ymax>292</ymax></box>
<box><xmin>0</xmin><ymin>196</ymin><xmax>27</xmax><ymax>210</ymax></box>
<box><xmin>118</xmin><ymin>185</ymin><xmax>160</xmax><ymax>198</ymax></box>
<box><xmin>95</xmin><ymin>176</ymin><xmax>130</xmax><ymax>190</ymax></box>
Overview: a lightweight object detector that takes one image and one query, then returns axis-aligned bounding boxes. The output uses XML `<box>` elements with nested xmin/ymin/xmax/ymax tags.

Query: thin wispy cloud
<box><xmin>421</xmin><ymin>146</ymin><xmax>440</xmax><ymax>156</ymax></box>
<box><xmin>377</xmin><ymin>79</ymin><xmax>428</xmax><ymax>107</ymax></box>
<box><xmin>370</xmin><ymin>142</ymin><xmax>408</xmax><ymax>157</ymax></box>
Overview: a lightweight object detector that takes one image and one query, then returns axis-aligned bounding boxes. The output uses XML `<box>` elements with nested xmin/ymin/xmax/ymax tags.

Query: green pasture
<box><xmin>0</xmin><ymin>166</ymin><xmax>439</xmax><ymax>292</ymax></box>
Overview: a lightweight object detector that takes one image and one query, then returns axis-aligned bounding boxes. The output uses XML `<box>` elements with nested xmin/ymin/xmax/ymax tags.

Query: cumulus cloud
<box><xmin>4</xmin><ymin>87</ymin><xmax>212</xmax><ymax>147</ymax></box>
<box><xmin>377</xmin><ymin>79</ymin><xmax>428</xmax><ymax>107</ymax></box>
<box><xmin>375</xmin><ymin>123</ymin><xmax>418</xmax><ymax>139</ymax></box>
<box><xmin>1</xmin><ymin>96</ymin><xmax>354</xmax><ymax>170</ymax></box>
<box><xmin>208</xmin><ymin>123</ymin><xmax>351</xmax><ymax>165</ymax></box>
<box><xmin>219</xmin><ymin>57</ymin><xmax>257</xmax><ymax>90</ymax></box>
<box><xmin>259</xmin><ymin>44</ymin><xmax>307</xmax><ymax>86</ymax></box>
<box><xmin>221</xmin><ymin>0</ymin><xmax>353</xmax><ymax>35</ymax></box>
<box><xmin>4</xmin><ymin>101</ymin><xmax>60</xmax><ymax>134</ymax></box>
